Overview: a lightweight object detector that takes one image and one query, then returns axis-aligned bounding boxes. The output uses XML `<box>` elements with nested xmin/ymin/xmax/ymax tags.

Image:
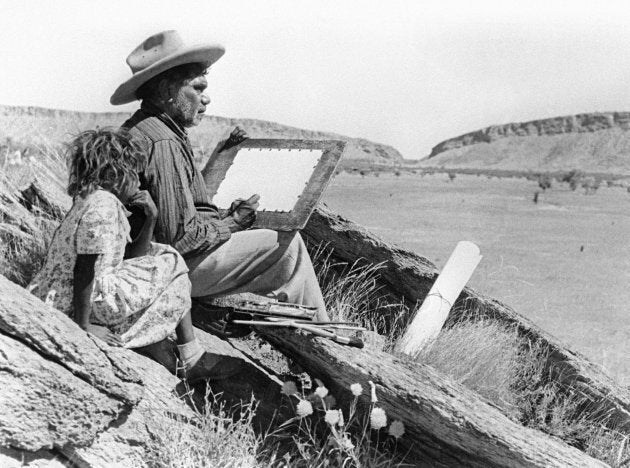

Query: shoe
<box><xmin>178</xmin><ymin>352</ymin><xmax>244</xmax><ymax>383</ymax></box>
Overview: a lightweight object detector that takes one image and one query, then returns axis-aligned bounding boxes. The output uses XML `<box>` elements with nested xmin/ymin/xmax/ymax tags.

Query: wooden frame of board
<box><xmin>202</xmin><ymin>139</ymin><xmax>346</xmax><ymax>231</ymax></box>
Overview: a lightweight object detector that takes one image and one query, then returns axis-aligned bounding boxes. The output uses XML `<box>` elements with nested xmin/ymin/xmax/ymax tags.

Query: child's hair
<box><xmin>66</xmin><ymin>128</ymin><xmax>147</xmax><ymax>198</ymax></box>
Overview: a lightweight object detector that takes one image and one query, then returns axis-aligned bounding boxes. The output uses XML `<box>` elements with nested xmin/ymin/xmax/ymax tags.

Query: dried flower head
<box><xmin>314</xmin><ymin>386</ymin><xmax>329</xmax><ymax>399</ymax></box>
<box><xmin>324</xmin><ymin>410</ymin><xmax>340</xmax><ymax>426</ymax></box>
<box><xmin>296</xmin><ymin>400</ymin><xmax>313</xmax><ymax>418</ymax></box>
<box><xmin>281</xmin><ymin>381</ymin><xmax>298</xmax><ymax>396</ymax></box>
<box><xmin>370</xmin><ymin>407</ymin><xmax>387</xmax><ymax>430</ymax></box>
<box><xmin>350</xmin><ymin>383</ymin><xmax>363</xmax><ymax>396</ymax></box>
<box><xmin>388</xmin><ymin>420</ymin><xmax>405</xmax><ymax>439</ymax></box>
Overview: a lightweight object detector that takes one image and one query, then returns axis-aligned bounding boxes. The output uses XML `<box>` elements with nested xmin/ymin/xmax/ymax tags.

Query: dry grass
<box><xmin>417</xmin><ymin>316</ymin><xmax>630</xmax><ymax>465</ymax></box>
<box><xmin>418</xmin><ymin>319</ymin><xmax>525</xmax><ymax>418</ymax></box>
<box><xmin>0</xmin><ymin>143</ymin><xmax>66</xmax><ymax>286</ymax></box>
<box><xmin>144</xmin><ymin>389</ymin><xmax>262</xmax><ymax>468</ymax></box>
<box><xmin>309</xmin><ymin>242</ymin><xmax>409</xmax><ymax>346</ymax></box>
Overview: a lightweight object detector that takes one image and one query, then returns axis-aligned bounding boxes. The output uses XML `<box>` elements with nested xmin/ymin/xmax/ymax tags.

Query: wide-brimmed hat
<box><xmin>110</xmin><ymin>30</ymin><xmax>225</xmax><ymax>106</ymax></box>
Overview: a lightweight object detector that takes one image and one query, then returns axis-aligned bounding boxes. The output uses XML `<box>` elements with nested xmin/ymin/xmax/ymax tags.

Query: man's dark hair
<box><xmin>136</xmin><ymin>62</ymin><xmax>208</xmax><ymax>101</ymax></box>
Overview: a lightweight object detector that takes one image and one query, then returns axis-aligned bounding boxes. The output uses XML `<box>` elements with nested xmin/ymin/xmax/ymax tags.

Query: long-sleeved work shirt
<box><xmin>122</xmin><ymin>102</ymin><xmax>232</xmax><ymax>259</ymax></box>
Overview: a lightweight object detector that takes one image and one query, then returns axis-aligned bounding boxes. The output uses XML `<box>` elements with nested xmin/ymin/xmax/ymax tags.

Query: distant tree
<box><xmin>448</xmin><ymin>172</ymin><xmax>456</xmax><ymax>182</ymax></box>
<box><xmin>537</xmin><ymin>174</ymin><xmax>552</xmax><ymax>191</ymax></box>
<box><xmin>359</xmin><ymin>170</ymin><xmax>366</xmax><ymax>177</ymax></box>
<box><xmin>395</xmin><ymin>170</ymin><xmax>401</xmax><ymax>176</ymax></box>
<box><xmin>581</xmin><ymin>176</ymin><xmax>597</xmax><ymax>194</ymax></box>
<box><xmin>561</xmin><ymin>169</ymin><xmax>583</xmax><ymax>191</ymax></box>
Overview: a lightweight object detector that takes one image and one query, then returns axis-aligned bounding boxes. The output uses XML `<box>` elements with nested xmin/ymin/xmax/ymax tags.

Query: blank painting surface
<box><xmin>212</xmin><ymin>148</ymin><xmax>323</xmax><ymax>211</ymax></box>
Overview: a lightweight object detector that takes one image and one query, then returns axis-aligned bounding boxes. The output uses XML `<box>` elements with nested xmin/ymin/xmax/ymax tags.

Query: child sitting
<box><xmin>28</xmin><ymin>128</ymin><xmax>240</xmax><ymax>381</ymax></box>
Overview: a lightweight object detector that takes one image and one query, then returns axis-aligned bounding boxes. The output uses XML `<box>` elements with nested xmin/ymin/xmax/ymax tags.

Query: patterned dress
<box><xmin>29</xmin><ymin>189</ymin><xmax>191</xmax><ymax>348</ymax></box>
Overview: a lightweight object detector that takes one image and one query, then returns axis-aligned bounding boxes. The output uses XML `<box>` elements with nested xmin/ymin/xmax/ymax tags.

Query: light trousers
<box><xmin>185</xmin><ymin>229</ymin><xmax>329</xmax><ymax>321</ymax></box>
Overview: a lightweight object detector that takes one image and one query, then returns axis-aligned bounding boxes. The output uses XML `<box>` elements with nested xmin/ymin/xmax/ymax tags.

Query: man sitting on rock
<box><xmin>110</xmin><ymin>31</ymin><xmax>330</xmax><ymax>343</ymax></box>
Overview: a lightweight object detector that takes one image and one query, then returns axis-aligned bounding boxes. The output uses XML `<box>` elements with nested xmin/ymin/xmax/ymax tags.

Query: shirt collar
<box><xmin>140</xmin><ymin>100</ymin><xmax>188</xmax><ymax>140</ymax></box>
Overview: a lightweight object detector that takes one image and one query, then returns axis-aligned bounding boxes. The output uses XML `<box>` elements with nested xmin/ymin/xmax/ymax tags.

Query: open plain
<box><xmin>324</xmin><ymin>171</ymin><xmax>630</xmax><ymax>385</ymax></box>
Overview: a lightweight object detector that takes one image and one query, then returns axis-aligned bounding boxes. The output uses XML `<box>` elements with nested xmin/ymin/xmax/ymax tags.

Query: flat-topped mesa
<box><xmin>428</xmin><ymin>112</ymin><xmax>630</xmax><ymax>158</ymax></box>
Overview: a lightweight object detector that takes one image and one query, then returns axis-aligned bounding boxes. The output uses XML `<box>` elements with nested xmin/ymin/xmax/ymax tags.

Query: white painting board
<box><xmin>202</xmin><ymin>139</ymin><xmax>346</xmax><ymax>230</ymax></box>
<box><xmin>211</xmin><ymin>148</ymin><xmax>323</xmax><ymax>211</ymax></box>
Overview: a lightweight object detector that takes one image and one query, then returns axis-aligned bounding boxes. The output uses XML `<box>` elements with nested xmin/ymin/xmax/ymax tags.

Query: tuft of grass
<box><xmin>0</xmin><ymin>142</ymin><xmax>67</xmax><ymax>285</ymax></box>
<box><xmin>144</xmin><ymin>388</ymin><xmax>262</xmax><ymax>468</ymax></box>
<box><xmin>309</xmin><ymin>242</ymin><xmax>409</xmax><ymax>346</ymax></box>
<box><xmin>417</xmin><ymin>318</ymin><xmax>525</xmax><ymax>417</ymax></box>
<box><xmin>417</xmin><ymin>316</ymin><xmax>630</xmax><ymax>464</ymax></box>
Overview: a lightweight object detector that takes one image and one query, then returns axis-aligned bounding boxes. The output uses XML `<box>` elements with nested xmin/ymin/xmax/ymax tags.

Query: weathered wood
<box><xmin>304</xmin><ymin>205</ymin><xmax>630</xmax><ymax>431</ymax></box>
<box><xmin>260</xmin><ymin>328</ymin><xmax>606</xmax><ymax>468</ymax></box>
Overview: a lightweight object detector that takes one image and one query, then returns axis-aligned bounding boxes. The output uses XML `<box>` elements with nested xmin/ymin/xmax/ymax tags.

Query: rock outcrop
<box><xmin>0</xmin><ymin>105</ymin><xmax>404</xmax><ymax>165</ymax></box>
<box><xmin>428</xmin><ymin>112</ymin><xmax>630</xmax><ymax>158</ymax></box>
<box><xmin>0</xmin><ymin>275</ymin><xmax>283</xmax><ymax>467</ymax></box>
<box><xmin>423</xmin><ymin>112</ymin><xmax>630</xmax><ymax>174</ymax></box>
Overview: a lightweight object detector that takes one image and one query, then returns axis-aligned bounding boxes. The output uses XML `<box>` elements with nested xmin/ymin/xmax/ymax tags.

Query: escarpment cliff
<box><xmin>424</xmin><ymin>112</ymin><xmax>630</xmax><ymax>173</ymax></box>
<box><xmin>0</xmin><ymin>105</ymin><xmax>403</xmax><ymax>164</ymax></box>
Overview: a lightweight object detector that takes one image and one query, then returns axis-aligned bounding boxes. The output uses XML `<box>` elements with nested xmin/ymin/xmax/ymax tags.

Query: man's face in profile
<box><xmin>170</xmin><ymin>74</ymin><xmax>210</xmax><ymax>128</ymax></box>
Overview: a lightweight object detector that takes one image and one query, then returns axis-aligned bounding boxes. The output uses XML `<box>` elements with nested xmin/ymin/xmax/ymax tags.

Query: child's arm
<box><xmin>125</xmin><ymin>190</ymin><xmax>158</xmax><ymax>258</ymax></box>
<box><xmin>73</xmin><ymin>254</ymin><xmax>122</xmax><ymax>346</ymax></box>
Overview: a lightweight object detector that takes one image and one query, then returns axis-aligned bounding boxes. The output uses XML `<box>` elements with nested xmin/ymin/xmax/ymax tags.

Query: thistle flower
<box><xmin>350</xmin><ymin>383</ymin><xmax>363</xmax><ymax>396</ymax></box>
<box><xmin>368</xmin><ymin>380</ymin><xmax>378</xmax><ymax>403</ymax></box>
<box><xmin>370</xmin><ymin>407</ymin><xmax>387</xmax><ymax>430</ymax></box>
<box><xmin>281</xmin><ymin>381</ymin><xmax>298</xmax><ymax>396</ymax></box>
<box><xmin>324</xmin><ymin>409</ymin><xmax>340</xmax><ymax>426</ymax></box>
<box><xmin>314</xmin><ymin>386</ymin><xmax>329</xmax><ymax>399</ymax></box>
<box><xmin>296</xmin><ymin>400</ymin><xmax>313</xmax><ymax>418</ymax></box>
<box><xmin>388</xmin><ymin>420</ymin><xmax>405</xmax><ymax>439</ymax></box>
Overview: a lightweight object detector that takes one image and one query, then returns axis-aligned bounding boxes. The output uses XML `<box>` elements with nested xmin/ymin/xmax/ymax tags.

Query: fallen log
<box><xmin>304</xmin><ymin>205</ymin><xmax>630</xmax><ymax>431</ymax></box>
<box><xmin>260</xmin><ymin>328</ymin><xmax>606</xmax><ymax>468</ymax></box>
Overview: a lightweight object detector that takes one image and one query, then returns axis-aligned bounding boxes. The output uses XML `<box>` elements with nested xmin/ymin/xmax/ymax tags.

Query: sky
<box><xmin>2</xmin><ymin>0</ymin><xmax>630</xmax><ymax>159</ymax></box>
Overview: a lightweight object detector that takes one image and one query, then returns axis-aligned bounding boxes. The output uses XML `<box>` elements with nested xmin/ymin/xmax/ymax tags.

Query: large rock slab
<box><xmin>0</xmin><ymin>332</ymin><xmax>125</xmax><ymax>451</ymax></box>
<box><xmin>0</xmin><ymin>276</ymin><xmax>141</xmax><ymax>453</ymax></box>
<box><xmin>0</xmin><ymin>275</ymin><xmax>142</xmax><ymax>402</ymax></box>
<box><xmin>0</xmin><ymin>275</ymin><xmax>283</xmax><ymax>466</ymax></box>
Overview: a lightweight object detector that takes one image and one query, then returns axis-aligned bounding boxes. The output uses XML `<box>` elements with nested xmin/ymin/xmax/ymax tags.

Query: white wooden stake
<box><xmin>395</xmin><ymin>241</ymin><xmax>482</xmax><ymax>356</ymax></box>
